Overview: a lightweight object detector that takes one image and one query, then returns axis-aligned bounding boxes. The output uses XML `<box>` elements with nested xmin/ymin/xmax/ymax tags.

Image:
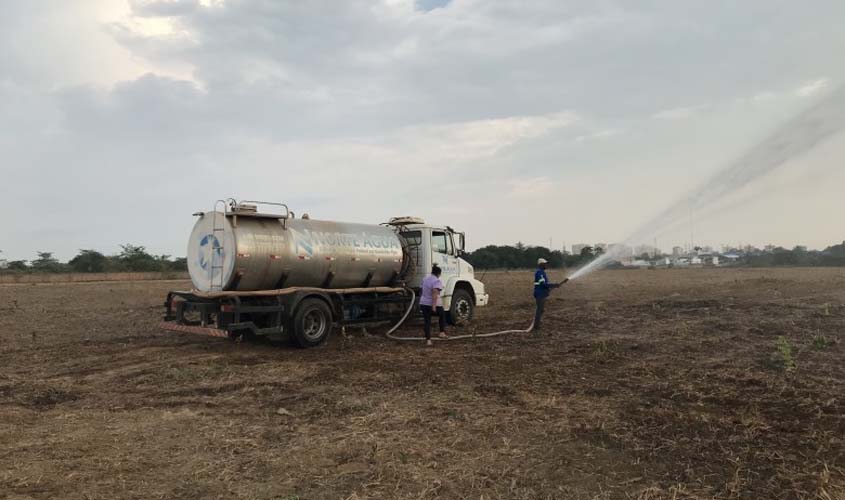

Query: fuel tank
<box><xmin>187</xmin><ymin>211</ymin><xmax>405</xmax><ymax>291</ymax></box>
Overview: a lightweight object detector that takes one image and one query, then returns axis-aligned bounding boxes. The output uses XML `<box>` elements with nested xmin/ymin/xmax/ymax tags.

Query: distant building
<box><xmin>634</xmin><ymin>244</ymin><xmax>657</xmax><ymax>257</ymax></box>
<box><xmin>0</xmin><ymin>259</ymin><xmax>7</xmax><ymax>270</ymax></box>
<box><xmin>572</xmin><ymin>243</ymin><xmax>588</xmax><ymax>255</ymax></box>
<box><xmin>594</xmin><ymin>243</ymin><xmax>608</xmax><ymax>252</ymax></box>
<box><xmin>699</xmin><ymin>254</ymin><xmax>720</xmax><ymax>266</ymax></box>
<box><xmin>672</xmin><ymin>246</ymin><xmax>684</xmax><ymax>257</ymax></box>
<box><xmin>722</xmin><ymin>253</ymin><xmax>741</xmax><ymax>264</ymax></box>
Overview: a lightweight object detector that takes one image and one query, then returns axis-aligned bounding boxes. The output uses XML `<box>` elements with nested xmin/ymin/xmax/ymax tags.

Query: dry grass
<box><xmin>0</xmin><ymin>268</ymin><xmax>844</xmax><ymax>499</ymax></box>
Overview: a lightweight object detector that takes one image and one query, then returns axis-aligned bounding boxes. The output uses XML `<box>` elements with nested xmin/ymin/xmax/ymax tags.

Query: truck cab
<box><xmin>388</xmin><ymin>218</ymin><xmax>489</xmax><ymax>324</ymax></box>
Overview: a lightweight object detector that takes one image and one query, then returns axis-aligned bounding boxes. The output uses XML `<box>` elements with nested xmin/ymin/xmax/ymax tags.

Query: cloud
<box><xmin>575</xmin><ymin>128</ymin><xmax>621</xmax><ymax>143</ymax></box>
<box><xmin>507</xmin><ymin>177</ymin><xmax>556</xmax><ymax>198</ymax></box>
<box><xmin>3</xmin><ymin>1</ymin><xmax>845</xmax><ymax>260</ymax></box>
<box><xmin>795</xmin><ymin>78</ymin><xmax>830</xmax><ymax>98</ymax></box>
<box><xmin>401</xmin><ymin>111</ymin><xmax>577</xmax><ymax>161</ymax></box>
<box><xmin>652</xmin><ymin>105</ymin><xmax>706</xmax><ymax>120</ymax></box>
<box><xmin>129</xmin><ymin>0</ymin><xmax>200</xmax><ymax>18</ymax></box>
<box><xmin>750</xmin><ymin>91</ymin><xmax>777</xmax><ymax>102</ymax></box>
<box><xmin>415</xmin><ymin>0</ymin><xmax>451</xmax><ymax>12</ymax></box>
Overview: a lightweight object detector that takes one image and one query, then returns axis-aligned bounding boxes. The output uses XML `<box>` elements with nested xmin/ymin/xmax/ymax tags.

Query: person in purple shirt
<box><xmin>420</xmin><ymin>264</ymin><xmax>448</xmax><ymax>346</ymax></box>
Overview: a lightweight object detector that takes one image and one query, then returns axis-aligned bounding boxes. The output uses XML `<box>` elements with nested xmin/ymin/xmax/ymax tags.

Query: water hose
<box><xmin>385</xmin><ymin>286</ymin><xmax>551</xmax><ymax>342</ymax></box>
<box><xmin>385</xmin><ymin>288</ymin><xmax>419</xmax><ymax>338</ymax></box>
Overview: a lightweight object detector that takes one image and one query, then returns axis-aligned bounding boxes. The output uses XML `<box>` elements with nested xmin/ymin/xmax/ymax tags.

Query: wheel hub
<box><xmin>456</xmin><ymin>299</ymin><xmax>471</xmax><ymax>320</ymax></box>
<box><xmin>303</xmin><ymin>310</ymin><xmax>326</xmax><ymax>340</ymax></box>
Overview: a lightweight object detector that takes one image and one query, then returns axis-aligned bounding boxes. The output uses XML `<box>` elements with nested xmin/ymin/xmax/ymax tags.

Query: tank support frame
<box><xmin>161</xmin><ymin>286</ymin><xmax>412</xmax><ymax>346</ymax></box>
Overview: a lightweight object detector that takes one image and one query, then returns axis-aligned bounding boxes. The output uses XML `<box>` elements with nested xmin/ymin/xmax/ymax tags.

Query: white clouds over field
<box><xmin>2</xmin><ymin>0</ymin><xmax>845</xmax><ymax>259</ymax></box>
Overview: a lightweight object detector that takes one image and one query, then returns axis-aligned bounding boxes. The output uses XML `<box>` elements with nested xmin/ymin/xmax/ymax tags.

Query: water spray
<box><xmin>568</xmin><ymin>84</ymin><xmax>845</xmax><ymax>282</ymax></box>
<box><xmin>387</xmin><ymin>85</ymin><xmax>845</xmax><ymax>342</ymax></box>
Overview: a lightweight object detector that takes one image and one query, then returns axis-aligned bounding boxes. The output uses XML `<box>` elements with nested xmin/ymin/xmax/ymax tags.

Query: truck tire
<box><xmin>291</xmin><ymin>298</ymin><xmax>333</xmax><ymax>348</ymax></box>
<box><xmin>449</xmin><ymin>288</ymin><xmax>474</xmax><ymax>325</ymax></box>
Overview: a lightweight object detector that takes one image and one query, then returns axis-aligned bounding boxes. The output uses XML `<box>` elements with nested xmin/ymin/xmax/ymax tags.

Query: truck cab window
<box><xmin>432</xmin><ymin>231</ymin><xmax>449</xmax><ymax>254</ymax></box>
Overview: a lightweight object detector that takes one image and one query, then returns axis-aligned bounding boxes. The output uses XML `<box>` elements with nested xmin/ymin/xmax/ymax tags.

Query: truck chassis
<box><xmin>161</xmin><ymin>286</ymin><xmax>414</xmax><ymax>347</ymax></box>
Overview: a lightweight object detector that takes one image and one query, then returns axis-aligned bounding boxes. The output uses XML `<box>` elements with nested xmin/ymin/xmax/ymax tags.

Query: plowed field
<box><xmin>1</xmin><ymin>268</ymin><xmax>843</xmax><ymax>499</ymax></box>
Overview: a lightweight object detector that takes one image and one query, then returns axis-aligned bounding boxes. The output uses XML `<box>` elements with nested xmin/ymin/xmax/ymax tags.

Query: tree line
<box><xmin>1</xmin><ymin>245</ymin><xmax>187</xmax><ymax>274</ymax></box>
<box><xmin>464</xmin><ymin>243</ymin><xmax>604</xmax><ymax>270</ymax></box>
<box><xmin>742</xmin><ymin>243</ymin><xmax>845</xmax><ymax>267</ymax></box>
<box><xmin>464</xmin><ymin>241</ymin><xmax>845</xmax><ymax>269</ymax></box>
<box><xmin>5</xmin><ymin>240</ymin><xmax>844</xmax><ymax>273</ymax></box>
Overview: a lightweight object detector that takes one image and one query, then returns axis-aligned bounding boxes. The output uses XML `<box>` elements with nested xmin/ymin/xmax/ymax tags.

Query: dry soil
<box><xmin>1</xmin><ymin>268</ymin><xmax>843</xmax><ymax>500</ymax></box>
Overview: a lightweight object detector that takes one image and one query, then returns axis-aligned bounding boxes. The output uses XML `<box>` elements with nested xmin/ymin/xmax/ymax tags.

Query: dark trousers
<box><xmin>534</xmin><ymin>296</ymin><xmax>547</xmax><ymax>330</ymax></box>
<box><xmin>421</xmin><ymin>305</ymin><xmax>445</xmax><ymax>340</ymax></box>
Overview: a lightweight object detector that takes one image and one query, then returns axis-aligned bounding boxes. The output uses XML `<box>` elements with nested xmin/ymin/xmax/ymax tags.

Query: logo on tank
<box><xmin>290</xmin><ymin>227</ymin><xmax>398</xmax><ymax>258</ymax></box>
<box><xmin>290</xmin><ymin>229</ymin><xmax>315</xmax><ymax>258</ymax></box>
<box><xmin>198</xmin><ymin>234</ymin><xmax>224</xmax><ymax>271</ymax></box>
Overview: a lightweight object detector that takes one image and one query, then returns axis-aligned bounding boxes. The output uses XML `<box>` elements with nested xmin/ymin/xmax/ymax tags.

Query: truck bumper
<box><xmin>476</xmin><ymin>293</ymin><xmax>489</xmax><ymax>307</ymax></box>
<box><xmin>159</xmin><ymin>321</ymin><xmax>230</xmax><ymax>338</ymax></box>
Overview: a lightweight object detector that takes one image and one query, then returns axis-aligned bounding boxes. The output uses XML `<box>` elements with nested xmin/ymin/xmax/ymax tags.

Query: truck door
<box><xmin>430</xmin><ymin>229</ymin><xmax>460</xmax><ymax>304</ymax></box>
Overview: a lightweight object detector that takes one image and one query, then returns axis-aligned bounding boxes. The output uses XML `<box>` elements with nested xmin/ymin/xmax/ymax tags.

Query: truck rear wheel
<box><xmin>291</xmin><ymin>298</ymin><xmax>333</xmax><ymax>348</ymax></box>
<box><xmin>449</xmin><ymin>288</ymin><xmax>474</xmax><ymax>325</ymax></box>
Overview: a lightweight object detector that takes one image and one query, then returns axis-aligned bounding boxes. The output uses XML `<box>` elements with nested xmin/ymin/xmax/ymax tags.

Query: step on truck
<box><xmin>161</xmin><ymin>199</ymin><xmax>489</xmax><ymax>346</ymax></box>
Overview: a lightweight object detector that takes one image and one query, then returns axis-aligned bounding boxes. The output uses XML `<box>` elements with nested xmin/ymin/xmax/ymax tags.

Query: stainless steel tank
<box><xmin>187</xmin><ymin>209</ymin><xmax>406</xmax><ymax>292</ymax></box>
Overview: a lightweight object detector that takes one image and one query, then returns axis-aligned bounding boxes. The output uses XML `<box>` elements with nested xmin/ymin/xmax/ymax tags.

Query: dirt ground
<box><xmin>1</xmin><ymin>268</ymin><xmax>843</xmax><ymax>500</ymax></box>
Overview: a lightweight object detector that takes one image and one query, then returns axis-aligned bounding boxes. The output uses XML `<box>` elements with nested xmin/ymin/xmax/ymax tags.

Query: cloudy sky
<box><xmin>3</xmin><ymin>0</ymin><xmax>845</xmax><ymax>261</ymax></box>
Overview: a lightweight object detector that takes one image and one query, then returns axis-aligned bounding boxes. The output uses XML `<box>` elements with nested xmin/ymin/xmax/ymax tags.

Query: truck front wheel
<box><xmin>291</xmin><ymin>298</ymin><xmax>333</xmax><ymax>348</ymax></box>
<box><xmin>449</xmin><ymin>288</ymin><xmax>474</xmax><ymax>325</ymax></box>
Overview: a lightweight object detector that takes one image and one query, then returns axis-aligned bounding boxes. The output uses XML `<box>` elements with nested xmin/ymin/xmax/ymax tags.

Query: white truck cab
<box><xmin>388</xmin><ymin>218</ymin><xmax>490</xmax><ymax>324</ymax></box>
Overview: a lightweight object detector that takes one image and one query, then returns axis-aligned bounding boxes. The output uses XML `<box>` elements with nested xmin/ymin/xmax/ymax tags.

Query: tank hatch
<box><xmin>387</xmin><ymin>216</ymin><xmax>425</xmax><ymax>226</ymax></box>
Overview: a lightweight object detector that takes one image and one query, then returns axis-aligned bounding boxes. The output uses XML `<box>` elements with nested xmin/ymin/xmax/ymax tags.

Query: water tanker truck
<box><xmin>161</xmin><ymin>199</ymin><xmax>489</xmax><ymax>346</ymax></box>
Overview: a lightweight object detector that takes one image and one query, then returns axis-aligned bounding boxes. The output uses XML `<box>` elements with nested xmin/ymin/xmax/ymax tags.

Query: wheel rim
<box><xmin>455</xmin><ymin>298</ymin><xmax>472</xmax><ymax>321</ymax></box>
<box><xmin>303</xmin><ymin>309</ymin><xmax>327</xmax><ymax>341</ymax></box>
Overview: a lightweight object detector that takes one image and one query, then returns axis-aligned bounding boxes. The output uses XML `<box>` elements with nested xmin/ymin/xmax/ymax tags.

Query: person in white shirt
<box><xmin>419</xmin><ymin>265</ymin><xmax>448</xmax><ymax>346</ymax></box>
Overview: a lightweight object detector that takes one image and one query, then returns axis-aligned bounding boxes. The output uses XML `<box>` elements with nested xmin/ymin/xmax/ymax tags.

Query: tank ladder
<box><xmin>209</xmin><ymin>199</ymin><xmax>228</xmax><ymax>291</ymax></box>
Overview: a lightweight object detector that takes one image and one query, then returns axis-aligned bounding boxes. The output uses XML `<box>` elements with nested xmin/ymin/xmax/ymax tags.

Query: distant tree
<box><xmin>118</xmin><ymin>244</ymin><xmax>160</xmax><ymax>272</ymax></box>
<box><xmin>579</xmin><ymin>246</ymin><xmax>594</xmax><ymax>259</ymax></box>
<box><xmin>69</xmin><ymin>249</ymin><xmax>107</xmax><ymax>273</ymax></box>
<box><xmin>154</xmin><ymin>254</ymin><xmax>183</xmax><ymax>272</ymax></box>
<box><xmin>819</xmin><ymin>242</ymin><xmax>845</xmax><ymax>265</ymax></box>
<box><xmin>772</xmin><ymin>249</ymin><xmax>798</xmax><ymax>266</ymax></box>
<box><xmin>824</xmin><ymin>241</ymin><xmax>845</xmax><ymax>256</ymax></box>
<box><xmin>169</xmin><ymin>257</ymin><xmax>188</xmax><ymax>272</ymax></box>
<box><xmin>30</xmin><ymin>252</ymin><xmax>65</xmax><ymax>273</ymax></box>
<box><xmin>465</xmin><ymin>244</ymin><xmax>570</xmax><ymax>269</ymax></box>
<box><xmin>6</xmin><ymin>260</ymin><xmax>29</xmax><ymax>271</ymax></box>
